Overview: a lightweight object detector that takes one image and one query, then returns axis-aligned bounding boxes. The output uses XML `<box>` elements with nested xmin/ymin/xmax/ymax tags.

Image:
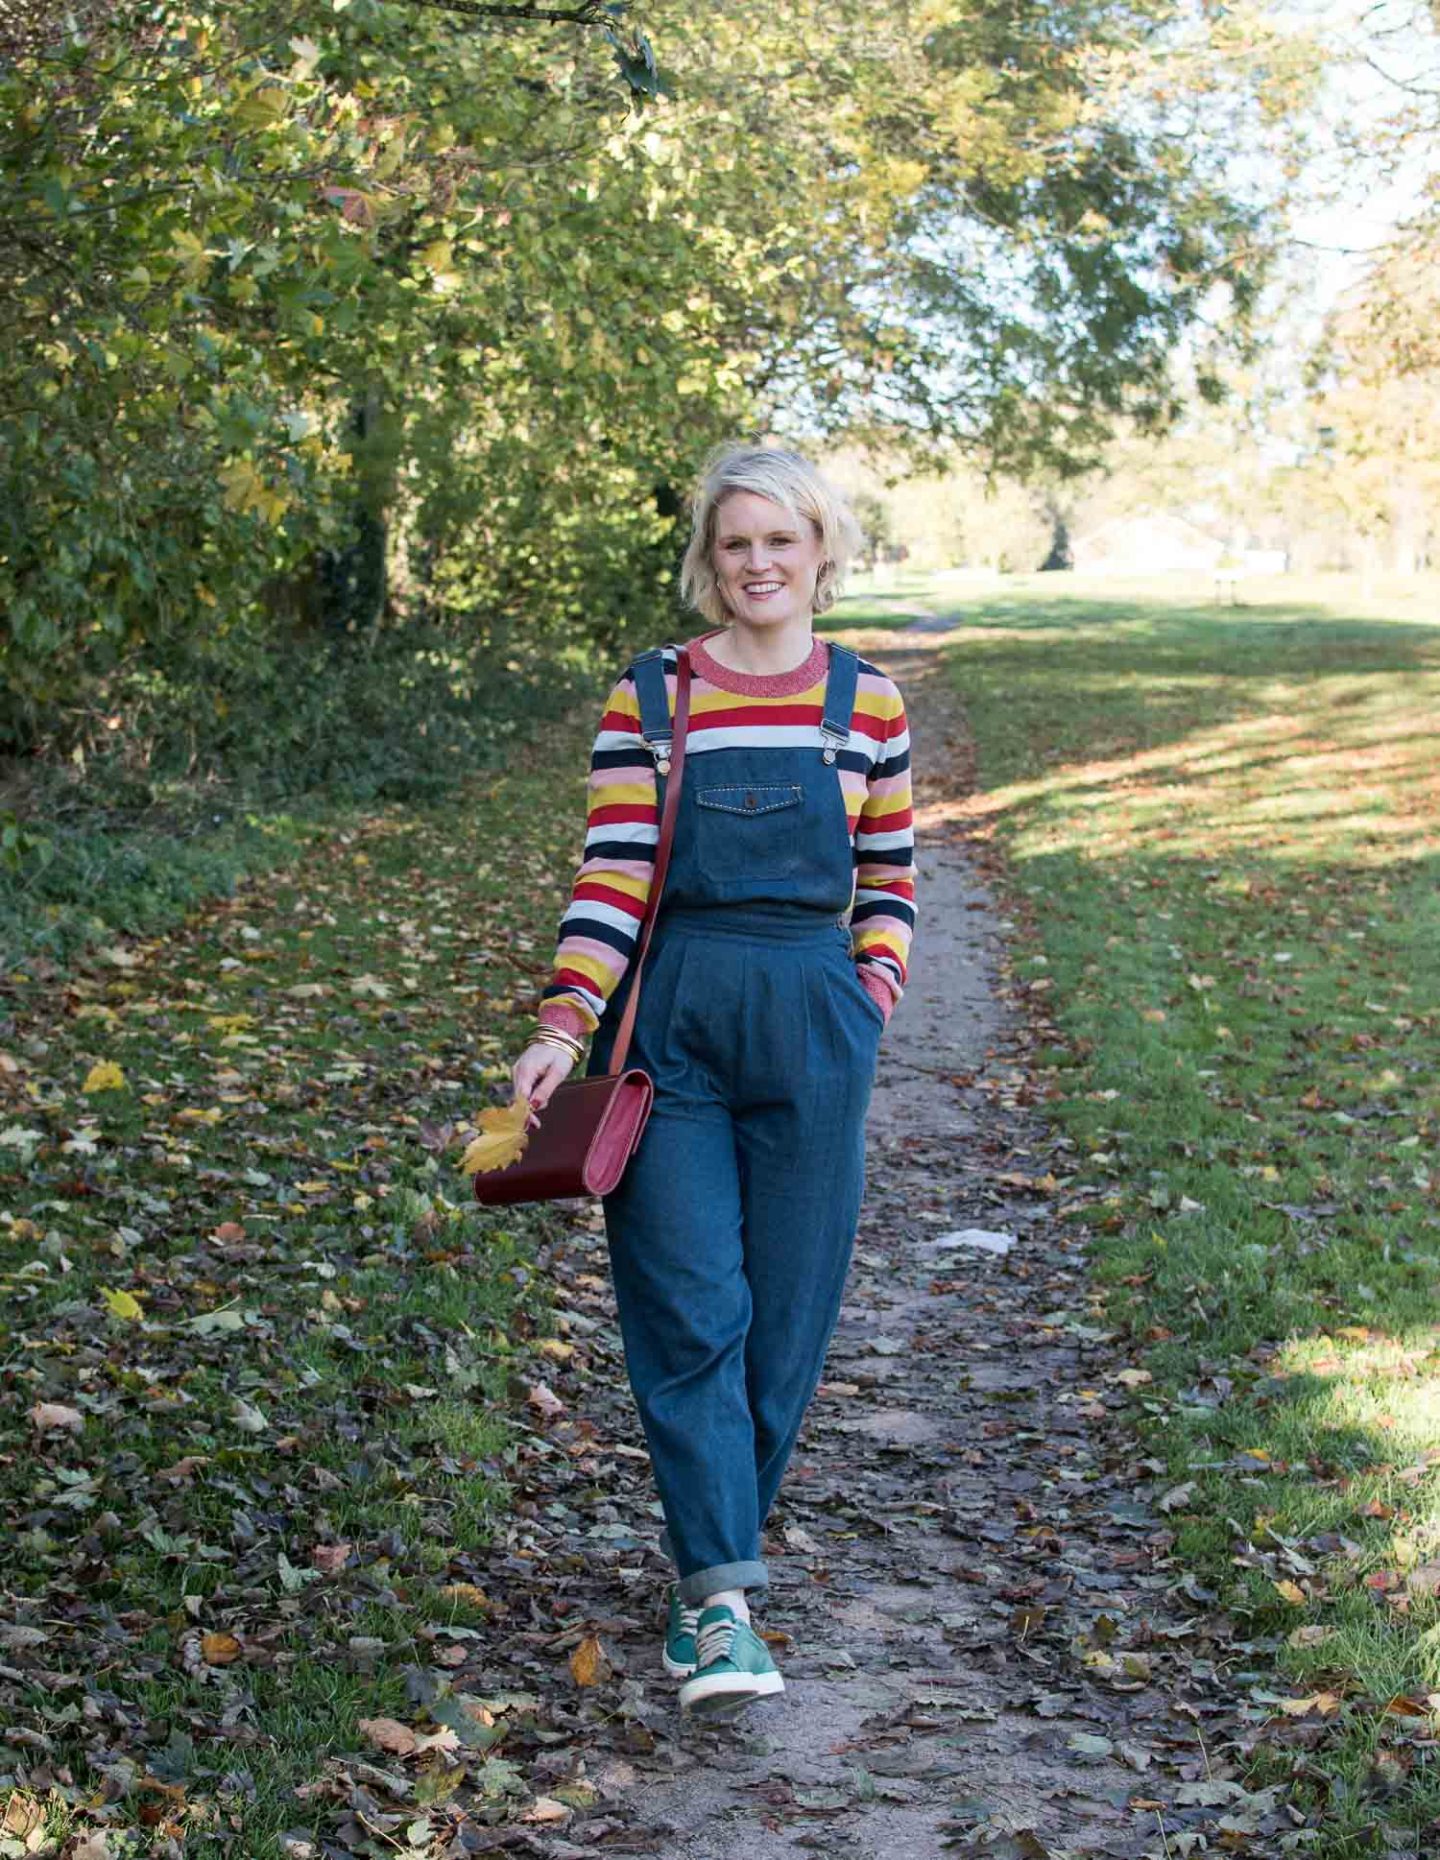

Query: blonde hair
<box><xmin>678</xmin><ymin>442</ymin><xmax>865</xmax><ymax>626</ymax></box>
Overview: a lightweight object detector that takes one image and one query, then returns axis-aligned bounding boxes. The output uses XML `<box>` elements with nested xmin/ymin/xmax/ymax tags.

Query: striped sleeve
<box><xmin>537</xmin><ymin>668</ymin><xmax>659</xmax><ymax>1040</ymax></box>
<box><xmin>850</xmin><ymin>676</ymin><xmax>915</xmax><ymax>1004</ymax></box>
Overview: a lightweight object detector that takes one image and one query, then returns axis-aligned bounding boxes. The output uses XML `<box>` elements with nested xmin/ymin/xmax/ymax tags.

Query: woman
<box><xmin>511</xmin><ymin>443</ymin><xmax>917</xmax><ymax>1717</ymax></box>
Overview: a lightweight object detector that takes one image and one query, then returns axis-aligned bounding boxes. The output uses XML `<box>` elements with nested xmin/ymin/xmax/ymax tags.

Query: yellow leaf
<box><xmin>201</xmin><ymin>1630</ymin><xmax>243</xmax><ymax>1665</ymax></box>
<box><xmin>101</xmin><ymin>1285</ymin><xmax>144</xmax><ymax>1321</ymax></box>
<box><xmin>257</xmin><ymin>485</ymin><xmax>291</xmax><ymax>525</ymax></box>
<box><xmin>569</xmin><ymin>1632</ymin><xmax>612</xmax><ymax>1687</ymax></box>
<box><xmin>169</xmin><ymin>229</ymin><xmax>212</xmax><ymax>282</ymax></box>
<box><xmin>436</xmin><ymin>1582</ymin><xmax>491</xmax><ymax>1612</ymax></box>
<box><xmin>459</xmin><ymin>1098</ymin><xmax>531</xmax><ymax>1176</ymax></box>
<box><xmin>218</xmin><ymin>458</ymin><xmax>263</xmax><ymax>512</ymax></box>
<box><xmin>83</xmin><ymin>1061</ymin><xmax>126</xmax><ymax>1093</ymax></box>
<box><xmin>1273</xmin><ymin>1579</ymin><xmax>1308</xmax><ymax>1606</ymax></box>
<box><xmin>1274</xmin><ymin>1691</ymin><xmax>1341</xmax><ymax>1716</ymax></box>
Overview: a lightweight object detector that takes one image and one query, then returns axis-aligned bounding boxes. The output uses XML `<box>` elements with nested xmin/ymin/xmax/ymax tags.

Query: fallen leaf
<box><xmin>1273</xmin><ymin>1579</ymin><xmax>1308</xmax><ymax>1606</ymax></box>
<box><xmin>359</xmin><ymin>1716</ymin><xmax>418</xmax><ymax>1756</ymax></box>
<box><xmin>201</xmin><ymin>1631</ymin><xmax>243</xmax><ymax>1665</ymax></box>
<box><xmin>158</xmin><ymin>1457</ymin><xmax>209</xmax><ymax>1484</ymax></box>
<box><xmin>1273</xmin><ymin>1692</ymin><xmax>1342</xmax><ymax>1717</ymax></box>
<box><xmin>29</xmin><ymin>1401</ymin><xmax>84</xmax><ymax>1433</ymax></box>
<box><xmin>521</xmin><ymin>1797</ymin><xmax>570</xmax><ymax>1824</ymax></box>
<box><xmin>527</xmin><ymin>1382</ymin><xmax>565</xmax><ymax>1420</ymax></box>
<box><xmin>83</xmin><ymin>1060</ymin><xmax>127</xmax><ymax>1093</ymax></box>
<box><xmin>0</xmin><ymin>1625</ymin><xmax>49</xmax><ymax>1651</ymax></box>
<box><xmin>1067</xmin><ymin>1731</ymin><xmax>1114</xmax><ymax>1758</ymax></box>
<box><xmin>436</xmin><ymin>1583</ymin><xmax>491</xmax><ymax>1611</ymax></box>
<box><xmin>3</xmin><ymin>1798</ymin><xmax>44</xmax><ymax>1840</ymax></box>
<box><xmin>101</xmin><ymin>1285</ymin><xmax>144</xmax><ymax>1321</ymax></box>
<box><xmin>569</xmin><ymin>1633</ymin><xmax>612</xmax><ymax>1687</ymax></box>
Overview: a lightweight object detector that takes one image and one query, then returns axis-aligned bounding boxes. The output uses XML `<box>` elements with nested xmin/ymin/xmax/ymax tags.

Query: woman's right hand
<box><xmin>511</xmin><ymin>1041</ymin><xmax>578</xmax><ymax>1126</ymax></box>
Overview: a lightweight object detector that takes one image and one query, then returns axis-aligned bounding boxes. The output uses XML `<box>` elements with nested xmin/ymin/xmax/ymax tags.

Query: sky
<box><xmin>1281</xmin><ymin>0</ymin><xmax>1436</xmax><ymax>316</ymax></box>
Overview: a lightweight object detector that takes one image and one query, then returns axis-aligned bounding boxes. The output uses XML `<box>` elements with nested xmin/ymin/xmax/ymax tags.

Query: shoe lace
<box><xmin>695</xmin><ymin>1614</ymin><xmax>738</xmax><ymax>1667</ymax></box>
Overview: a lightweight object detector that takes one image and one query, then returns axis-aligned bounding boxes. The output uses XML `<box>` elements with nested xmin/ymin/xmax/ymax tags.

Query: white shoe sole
<box><xmin>680</xmin><ymin>1668</ymin><xmax>785</xmax><ymax>1715</ymax></box>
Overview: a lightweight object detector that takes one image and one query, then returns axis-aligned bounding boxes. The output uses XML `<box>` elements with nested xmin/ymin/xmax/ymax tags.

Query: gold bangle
<box><xmin>532</xmin><ymin>1025</ymin><xmax>583</xmax><ymax>1061</ymax></box>
<box><xmin>533</xmin><ymin>1023</ymin><xmax>582</xmax><ymax>1049</ymax></box>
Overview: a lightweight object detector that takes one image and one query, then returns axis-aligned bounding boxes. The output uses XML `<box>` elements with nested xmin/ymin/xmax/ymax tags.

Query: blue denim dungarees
<box><xmin>586</xmin><ymin>640</ymin><xmax>884</xmax><ymax>1604</ymax></box>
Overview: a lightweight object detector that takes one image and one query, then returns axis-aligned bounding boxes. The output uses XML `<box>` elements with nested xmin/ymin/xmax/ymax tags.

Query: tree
<box><xmin>0</xmin><ymin>0</ymin><xmax>1314</xmax><ymax>752</ymax></box>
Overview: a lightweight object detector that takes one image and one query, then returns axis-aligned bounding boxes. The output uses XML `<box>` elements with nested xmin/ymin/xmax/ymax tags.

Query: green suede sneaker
<box><xmin>677</xmin><ymin>1604</ymin><xmax>785</xmax><ymax>1716</ymax></box>
<box><xmin>663</xmin><ymin>1584</ymin><xmax>701</xmax><ymax>1678</ymax></box>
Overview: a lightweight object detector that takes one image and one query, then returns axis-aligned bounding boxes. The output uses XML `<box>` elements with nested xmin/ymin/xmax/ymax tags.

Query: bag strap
<box><xmin>607</xmin><ymin>645</ymin><xmax>691</xmax><ymax>1076</ymax></box>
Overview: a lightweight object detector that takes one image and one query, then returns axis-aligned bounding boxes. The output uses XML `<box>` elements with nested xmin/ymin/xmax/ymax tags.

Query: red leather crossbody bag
<box><xmin>472</xmin><ymin>648</ymin><xmax>692</xmax><ymax>1206</ymax></box>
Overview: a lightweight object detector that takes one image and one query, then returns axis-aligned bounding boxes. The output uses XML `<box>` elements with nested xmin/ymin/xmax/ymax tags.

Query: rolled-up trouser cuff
<box><xmin>676</xmin><ymin>1559</ymin><xmax>769</xmax><ymax>1605</ymax></box>
<box><xmin>660</xmin><ymin>1530</ymin><xmax>771</xmax><ymax>1605</ymax></box>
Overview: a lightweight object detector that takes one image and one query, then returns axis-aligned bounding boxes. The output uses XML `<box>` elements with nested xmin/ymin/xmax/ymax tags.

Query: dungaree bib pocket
<box><xmin>693</xmin><ymin>782</ymin><xmax>805</xmax><ymax>886</ymax></box>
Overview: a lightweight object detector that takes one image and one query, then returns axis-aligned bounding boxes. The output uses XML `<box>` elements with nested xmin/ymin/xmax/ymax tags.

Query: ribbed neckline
<box><xmin>684</xmin><ymin>629</ymin><xmax>829</xmax><ymax>698</ymax></box>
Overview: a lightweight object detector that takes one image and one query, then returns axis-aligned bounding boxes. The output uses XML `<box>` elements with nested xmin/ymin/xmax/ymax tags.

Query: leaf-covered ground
<box><xmin>1</xmin><ymin>730</ymin><xmax>597</xmax><ymax>1856</ymax></box>
<box><xmin>5</xmin><ymin>590</ymin><xmax>1438</xmax><ymax>1860</ymax></box>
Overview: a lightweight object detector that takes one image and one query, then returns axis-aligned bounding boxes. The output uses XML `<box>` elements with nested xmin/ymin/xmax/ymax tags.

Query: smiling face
<box><xmin>711</xmin><ymin>490</ymin><xmax>827</xmax><ymax>629</ymax></box>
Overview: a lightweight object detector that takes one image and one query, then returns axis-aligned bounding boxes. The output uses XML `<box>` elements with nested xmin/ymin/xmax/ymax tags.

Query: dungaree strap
<box><xmin>631</xmin><ymin>645</ymin><xmax>674</xmax><ymax>769</ymax></box>
<box><xmin>820</xmin><ymin>642</ymin><xmax>858</xmax><ymax>763</ymax></box>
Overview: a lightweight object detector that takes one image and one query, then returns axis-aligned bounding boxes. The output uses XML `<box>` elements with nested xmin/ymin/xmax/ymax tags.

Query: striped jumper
<box><xmin>537</xmin><ymin>629</ymin><xmax>916</xmax><ymax>1040</ymax></box>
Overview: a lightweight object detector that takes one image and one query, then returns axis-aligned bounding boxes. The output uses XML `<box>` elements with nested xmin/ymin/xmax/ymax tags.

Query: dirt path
<box><xmin>456</xmin><ymin>631</ymin><xmax>1268</xmax><ymax>1859</ymax></box>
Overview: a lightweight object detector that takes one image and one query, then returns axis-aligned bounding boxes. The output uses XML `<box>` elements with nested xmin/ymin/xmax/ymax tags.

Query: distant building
<box><xmin>1071</xmin><ymin>512</ymin><xmax>1227</xmax><ymax>576</ymax></box>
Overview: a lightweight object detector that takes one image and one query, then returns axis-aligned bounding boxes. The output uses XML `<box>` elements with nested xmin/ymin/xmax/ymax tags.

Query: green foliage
<box><xmin>0</xmin><ymin>0</ymin><xmax>1306</xmax><ymax>763</ymax></box>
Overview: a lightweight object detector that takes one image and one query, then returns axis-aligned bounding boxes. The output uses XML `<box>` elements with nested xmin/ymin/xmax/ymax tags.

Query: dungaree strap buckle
<box><xmin>819</xmin><ymin>723</ymin><xmax>847</xmax><ymax>766</ymax></box>
<box><xmin>819</xmin><ymin>642</ymin><xmax>859</xmax><ymax>764</ymax></box>
<box><xmin>632</xmin><ymin>645</ymin><xmax>675</xmax><ymax>775</ymax></box>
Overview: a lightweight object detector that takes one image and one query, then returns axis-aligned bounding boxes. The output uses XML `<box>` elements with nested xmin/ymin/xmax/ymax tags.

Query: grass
<box><xmin>923</xmin><ymin>572</ymin><xmax>1440</xmax><ymax>1856</ymax></box>
<box><xmin>0</xmin><ymin>703</ymin><xmax>602</xmax><ymax>1855</ymax></box>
